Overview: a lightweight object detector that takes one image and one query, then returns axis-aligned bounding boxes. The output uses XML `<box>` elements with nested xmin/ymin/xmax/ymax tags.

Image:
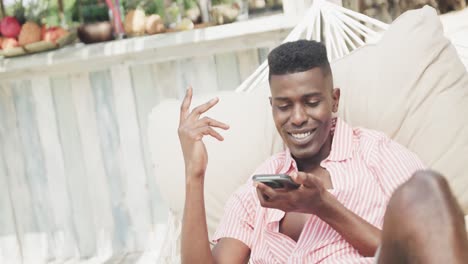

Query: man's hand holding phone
<box><xmin>253</xmin><ymin>171</ymin><xmax>334</xmax><ymax>215</ymax></box>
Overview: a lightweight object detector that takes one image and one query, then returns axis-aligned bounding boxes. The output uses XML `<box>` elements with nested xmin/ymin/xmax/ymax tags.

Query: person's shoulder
<box><xmin>353</xmin><ymin>125</ymin><xmax>391</xmax><ymax>145</ymax></box>
<box><xmin>350</xmin><ymin>125</ymin><xmax>396</xmax><ymax>161</ymax></box>
<box><xmin>352</xmin><ymin>125</ymin><xmax>419</xmax><ymax>160</ymax></box>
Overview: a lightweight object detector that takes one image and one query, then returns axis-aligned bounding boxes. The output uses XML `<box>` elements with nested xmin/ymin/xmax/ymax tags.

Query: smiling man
<box><xmin>177</xmin><ymin>40</ymin><xmax>468</xmax><ymax>263</ymax></box>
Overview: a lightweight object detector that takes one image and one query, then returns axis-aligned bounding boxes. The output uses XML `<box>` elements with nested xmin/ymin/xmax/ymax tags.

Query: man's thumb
<box><xmin>291</xmin><ymin>172</ymin><xmax>308</xmax><ymax>185</ymax></box>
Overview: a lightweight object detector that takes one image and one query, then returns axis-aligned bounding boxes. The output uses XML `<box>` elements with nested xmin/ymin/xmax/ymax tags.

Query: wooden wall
<box><xmin>0</xmin><ymin>47</ymin><xmax>270</xmax><ymax>263</ymax></box>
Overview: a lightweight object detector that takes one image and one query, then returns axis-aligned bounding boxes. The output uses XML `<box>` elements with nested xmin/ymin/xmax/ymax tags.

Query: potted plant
<box><xmin>73</xmin><ymin>0</ymin><xmax>115</xmax><ymax>43</ymax></box>
<box><xmin>210</xmin><ymin>0</ymin><xmax>241</xmax><ymax>25</ymax></box>
<box><xmin>122</xmin><ymin>0</ymin><xmax>166</xmax><ymax>36</ymax></box>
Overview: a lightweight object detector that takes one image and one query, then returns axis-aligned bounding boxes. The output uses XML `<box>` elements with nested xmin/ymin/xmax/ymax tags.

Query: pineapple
<box><xmin>24</xmin><ymin>0</ymin><xmax>49</xmax><ymax>25</ymax></box>
<box><xmin>18</xmin><ymin>21</ymin><xmax>41</xmax><ymax>45</ymax></box>
<box><xmin>12</xmin><ymin>1</ymin><xmax>26</xmax><ymax>24</ymax></box>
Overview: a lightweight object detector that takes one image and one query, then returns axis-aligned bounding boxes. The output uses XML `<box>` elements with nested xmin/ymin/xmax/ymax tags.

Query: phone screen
<box><xmin>252</xmin><ymin>174</ymin><xmax>300</xmax><ymax>189</ymax></box>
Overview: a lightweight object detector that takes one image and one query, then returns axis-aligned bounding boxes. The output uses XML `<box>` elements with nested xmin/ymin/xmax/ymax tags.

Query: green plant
<box><xmin>71</xmin><ymin>0</ymin><xmax>109</xmax><ymax>23</ymax></box>
<box><xmin>212</xmin><ymin>0</ymin><xmax>232</xmax><ymax>5</ymax></box>
<box><xmin>122</xmin><ymin>0</ymin><xmax>164</xmax><ymax>16</ymax></box>
<box><xmin>24</xmin><ymin>0</ymin><xmax>49</xmax><ymax>24</ymax></box>
<box><xmin>183</xmin><ymin>0</ymin><xmax>197</xmax><ymax>9</ymax></box>
<box><xmin>12</xmin><ymin>1</ymin><xmax>26</xmax><ymax>24</ymax></box>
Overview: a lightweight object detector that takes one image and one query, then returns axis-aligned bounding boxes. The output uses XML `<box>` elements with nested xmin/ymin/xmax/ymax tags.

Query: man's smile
<box><xmin>287</xmin><ymin>128</ymin><xmax>318</xmax><ymax>145</ymax></box>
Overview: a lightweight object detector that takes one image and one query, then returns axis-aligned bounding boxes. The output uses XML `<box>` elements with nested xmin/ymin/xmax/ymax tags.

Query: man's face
<box><xmin>269</xmin><ymin>67</ymin><xmax>340</xmax><ymax>160</ymax></box>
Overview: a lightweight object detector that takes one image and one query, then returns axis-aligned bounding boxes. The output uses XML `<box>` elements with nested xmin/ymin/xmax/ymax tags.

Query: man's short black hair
<box><xmin>268</xmin><ymin>40</ymin><xmax>331</xmax><ymax>80</ymax></box>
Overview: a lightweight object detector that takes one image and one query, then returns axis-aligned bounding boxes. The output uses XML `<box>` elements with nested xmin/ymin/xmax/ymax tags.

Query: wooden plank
<box><xmin>89</xmin><ymin>70</ymin><xmax>129</xmax><ymax>254</ymax></box>
<box><xmin>151</xmin><ymin>61</ymin><xmax>183</xmax><ymax>99</ymax></box>
<box><xmin>257</xmin><ymin>47</ymin><xmax>270</xmax><ymax>64</ymax></box>
<box><xmin>51</xmin><ymin>76</ymin><xmax>95</xmax><ymax>259</ymax></box>
<box><xmin>137</xmin><ymin>222</ymin><xmax>168</xmax><ymax>262</ymax></box>
<box><xmin>129</xmin><ymin>64</ymin><xmax>169</xmax><ymax>225</ymax></box>
<box><xmin>118</xmin><ymin>252</ymin><xmax>143</xmax><ymax>263</ymax></box>
<box><xmin>215</xmin><ymin>52</ymin><xmax>241</xmax><ymax>91</ymax></box>
<box><xmin>0</xmin><ymin>124</ymin><xmax>21</xmax><ymax>263</ymax></box>
<box><xmin>236</xmin><ymin>49</ymin><xmax>261</xmax><ymax>82</ymax></box>
<box><xmin>11</xmin><ymin>79</ymin><xmax>54</xmax><ymax>263</ymax></box>
<box><xmin>180</xmin><ymin>56</ymin><xmax>218</xmax><ymax>95</ymax></box>
<box><xmin>110</xmin><ymin>64</ymin><xmax>152</xmax><ymax>252</ymax></box>
<box><xmin>103</xmin><ymin>253</ymin><xmax>126</xmax><ymax>264</ymax></box>
<box><xmin>62</xmin><ymin>258</ymin><xmax>81</xmax><ymax>264</ymax></box>
<box><xmin>31</xmin><ymin>75</ymin><xmax>79</xmax><ymax>262</ymax></box>
<box><xmin>70</xmin><ymin>72</ymin><xmax>115</xmax><ymax>260</ymax></box>
<box><xmin>130</xmin><ymin>64</ymin><xmax>160</xmax><ymax>109</ymax></box>
<box><xmin>134</xmin><ymin>251</ymin><xmax>160</xmax><ymax>264</ymax></box>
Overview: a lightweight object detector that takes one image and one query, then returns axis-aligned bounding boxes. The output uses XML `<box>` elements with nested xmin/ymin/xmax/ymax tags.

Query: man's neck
<box><xmin>294</xmin><ymin>135</ymin><xmax>333</xmax><ymax>173</ymax></box>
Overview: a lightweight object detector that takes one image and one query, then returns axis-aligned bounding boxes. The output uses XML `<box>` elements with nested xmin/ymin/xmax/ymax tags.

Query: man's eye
<box><xmin>306</xmin><ymin>101</ymin><xmax>320</xmax><ymax>107</ymax></box>
<box><xmin>277</xmin><ymin>105</ymin><xmax>290</xmax><ymax>110</ymax></box>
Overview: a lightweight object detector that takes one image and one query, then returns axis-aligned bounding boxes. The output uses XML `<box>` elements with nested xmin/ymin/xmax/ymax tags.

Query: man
<box><xmin>177</xmin><ymin>40</ymin><xmax>468</xmax><ymax>263</ymax></box>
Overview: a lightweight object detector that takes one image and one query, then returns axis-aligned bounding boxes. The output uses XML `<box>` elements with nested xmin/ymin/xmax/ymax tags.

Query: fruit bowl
<box><xmin>0</xmin><ymin>46</ymin><xmax>26</xmax><ymax>57</ymax></box>
<box><xmin>77</xmin><ymin>21</ymin><xmax>113</xmax><ymax>44</ymax></box>
<box><xmin>0</xmin><ymin>31</ymin><xmax>77</xmax><ymax>58</ymax></box>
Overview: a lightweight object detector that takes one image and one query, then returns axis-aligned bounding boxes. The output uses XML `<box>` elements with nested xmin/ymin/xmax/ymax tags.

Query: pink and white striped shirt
<box><xmin>213</xmin><ymin>118</ymin><xmax>425</xmax><ymax>263</ymax></box>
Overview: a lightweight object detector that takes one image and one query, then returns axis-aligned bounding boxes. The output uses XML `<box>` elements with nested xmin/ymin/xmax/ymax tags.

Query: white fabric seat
<box><xmin>148</xmin><ymin>4</ymin><xmax>468</xmax><ymax>263</ymax></box>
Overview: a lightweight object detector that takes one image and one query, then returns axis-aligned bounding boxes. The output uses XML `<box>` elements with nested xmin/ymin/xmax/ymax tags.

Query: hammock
<box><xmin>158</xmin><ymin>1</ymin><xmax>389</xmax><ymax>263</ymax></box>
<box><xmin>156</xmin><ymin>1</ymin><xmax>468</xmax><ymax>262</ymax></box>
<box><xmin>236</xmin><ymin>0</ymin><xmax>389</xmax><ymax>94</ymax></box>
<box><xmin>236</xmin><ymin>0</ymin><xmax>468</xmax><ymax>95</ymax></box>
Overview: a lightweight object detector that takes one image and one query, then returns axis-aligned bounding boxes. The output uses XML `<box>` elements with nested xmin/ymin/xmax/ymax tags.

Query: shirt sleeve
<box><xmin>211</xmin><ymin>182</ymin><xmax>257</xmax><ymax>248</ymax></box>
<box><xmin>370</xmin><ymin>135</ymin><xmax>426</xmax><ymax>199</ymax></box>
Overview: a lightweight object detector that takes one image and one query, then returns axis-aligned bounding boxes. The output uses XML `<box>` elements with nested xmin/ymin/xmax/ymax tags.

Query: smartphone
<box><xmin>252</xmin><ymin>174</ymin><xmax>300</xmax><ymax>189</ymax></box>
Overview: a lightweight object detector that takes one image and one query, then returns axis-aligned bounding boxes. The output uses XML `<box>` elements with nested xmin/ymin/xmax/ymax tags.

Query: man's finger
<box><xmin>188</xmin><ymin>97</ymin><xmax>219</xmax><ymax>121</ymax></box>
<box><xmin>195</xmin><ymin>117</ymin><xmax>230</xmax><ymax>130</ymax></box>
<box><xmin>179</xmin><ymin>86</ymin><xmax>193</xmax><ymax>125</ymax></box>
<box><xmin>255</xmin><ymin>185</ymin><xmax>277</xmax><ymax>209</ymax></box>
<box><xmin>193</xmin><ymin>126</ymin><xmax>224</xmax><ymax>141</ymax></box>
<box><xmin>292</xmin><ymin>171</ymin><xmax>322</xmax><ymax>189</ymax></box>
<box><xmin>255</xmin><ymin>182</ymin><xmax>277</xmax><ymax>200</ymax></box>
<box><xmin>255</xmin><ymin>186</ymin><xmax>269</xmax><ymax>204</ymax></box>
<box><xmin>290</xmin><ymin>171</ymin><xmax>308</xmax><ymax>185</ymax></box>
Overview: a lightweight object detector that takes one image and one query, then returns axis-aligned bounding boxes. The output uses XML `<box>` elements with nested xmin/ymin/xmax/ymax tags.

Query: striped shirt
<box><xmin>212</xmin><ymin>118</ymin><xmax>425</xmax><ymax>263</ymax></box>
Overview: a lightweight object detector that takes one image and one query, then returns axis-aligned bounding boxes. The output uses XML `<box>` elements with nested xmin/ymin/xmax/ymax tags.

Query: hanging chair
<box><xmin>236</xmin><ymin>0</ymin><xmax>389</xmax><ymax>94</ymax></box>
<box><xmin>149</xmin><ymin>1</ymin><xmax>468</xmax><ymax>263</ymax></box>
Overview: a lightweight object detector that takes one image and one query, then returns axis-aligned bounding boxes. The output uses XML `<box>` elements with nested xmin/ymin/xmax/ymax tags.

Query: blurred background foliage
<box><xmin>2</xmin><ymin>0</ymin><xmax>191</xmax><ymax>26</ymax></box>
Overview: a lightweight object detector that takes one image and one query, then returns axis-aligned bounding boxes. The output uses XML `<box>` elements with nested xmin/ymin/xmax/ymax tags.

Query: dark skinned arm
<box><xmin>318</xmin><ymin>191</ymin><xmax>381</xmax><ymax>256</ymax></box>
<box><xmin>255</xmin><ymin>171</ymin><xmax>380</xmax><ymax>257</ymax></box>
<box><xmin>179</xmin><ymin>88</ymin><xmax>250</xmax><ymax>264</ymax></box>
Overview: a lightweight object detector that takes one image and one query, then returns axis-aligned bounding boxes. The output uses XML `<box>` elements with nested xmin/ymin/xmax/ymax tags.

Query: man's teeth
<box><xmin>291</xmin><ymin>131</ymin><xmax>311</xmax><ymax>139</ymax></box>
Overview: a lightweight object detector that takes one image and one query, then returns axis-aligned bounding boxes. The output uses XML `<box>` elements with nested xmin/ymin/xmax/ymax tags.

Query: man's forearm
<box><xmin>181</xmin><ymin>175</ymin><xmax>215</xmax><ymax>264</ymax></box>
<box><xmin>318</xmin><ymin>192</ymin><xmax>381</xmax><ymax>257</ymax></box>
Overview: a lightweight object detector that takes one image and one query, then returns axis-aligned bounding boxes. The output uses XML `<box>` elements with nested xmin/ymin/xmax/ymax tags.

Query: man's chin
<box><xmin>289</xmin><ymin>147</ymin><xmax>319</xmax><ymax>160</ymax></box>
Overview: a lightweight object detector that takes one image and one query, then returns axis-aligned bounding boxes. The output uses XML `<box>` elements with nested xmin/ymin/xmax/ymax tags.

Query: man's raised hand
<box><xmin>178</xmin><ymin>87</ymin><xmax>230</xmax><ymax>180</ymax></box>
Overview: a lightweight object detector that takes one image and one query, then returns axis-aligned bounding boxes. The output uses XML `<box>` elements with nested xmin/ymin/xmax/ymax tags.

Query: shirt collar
<box><xmin>326</xmin><ymin>117</ymin><xmax>355</xmax><ymax>162</ymax></box>
<box><xmin>281</xmin><ymin>117</ymin><xmax>355</xmax><ymax>171</ymax></box>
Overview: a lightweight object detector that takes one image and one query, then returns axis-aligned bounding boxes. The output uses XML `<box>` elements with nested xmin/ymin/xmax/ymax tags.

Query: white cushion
<box><xmin>440</xmin><ymin>7</ymin><xmax>468</xmax><ymax>69</ymax></box>
<box><xmin>332</xmin><ymin>6</ymin><xmax>468</xmax><ymax>211</ymax></box>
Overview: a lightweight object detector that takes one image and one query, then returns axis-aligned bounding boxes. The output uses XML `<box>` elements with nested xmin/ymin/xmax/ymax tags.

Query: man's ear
<box><xmin>332</xmin><ymin>88</ymin><xmax>340</xmax><ymax>113</ymax></box>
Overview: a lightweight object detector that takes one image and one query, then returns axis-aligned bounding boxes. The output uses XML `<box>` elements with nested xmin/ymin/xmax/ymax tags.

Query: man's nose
<box><xmin>291</xmin><ymin>106</ymin><xmax>307</xmax><ymax>127</ymax></box>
